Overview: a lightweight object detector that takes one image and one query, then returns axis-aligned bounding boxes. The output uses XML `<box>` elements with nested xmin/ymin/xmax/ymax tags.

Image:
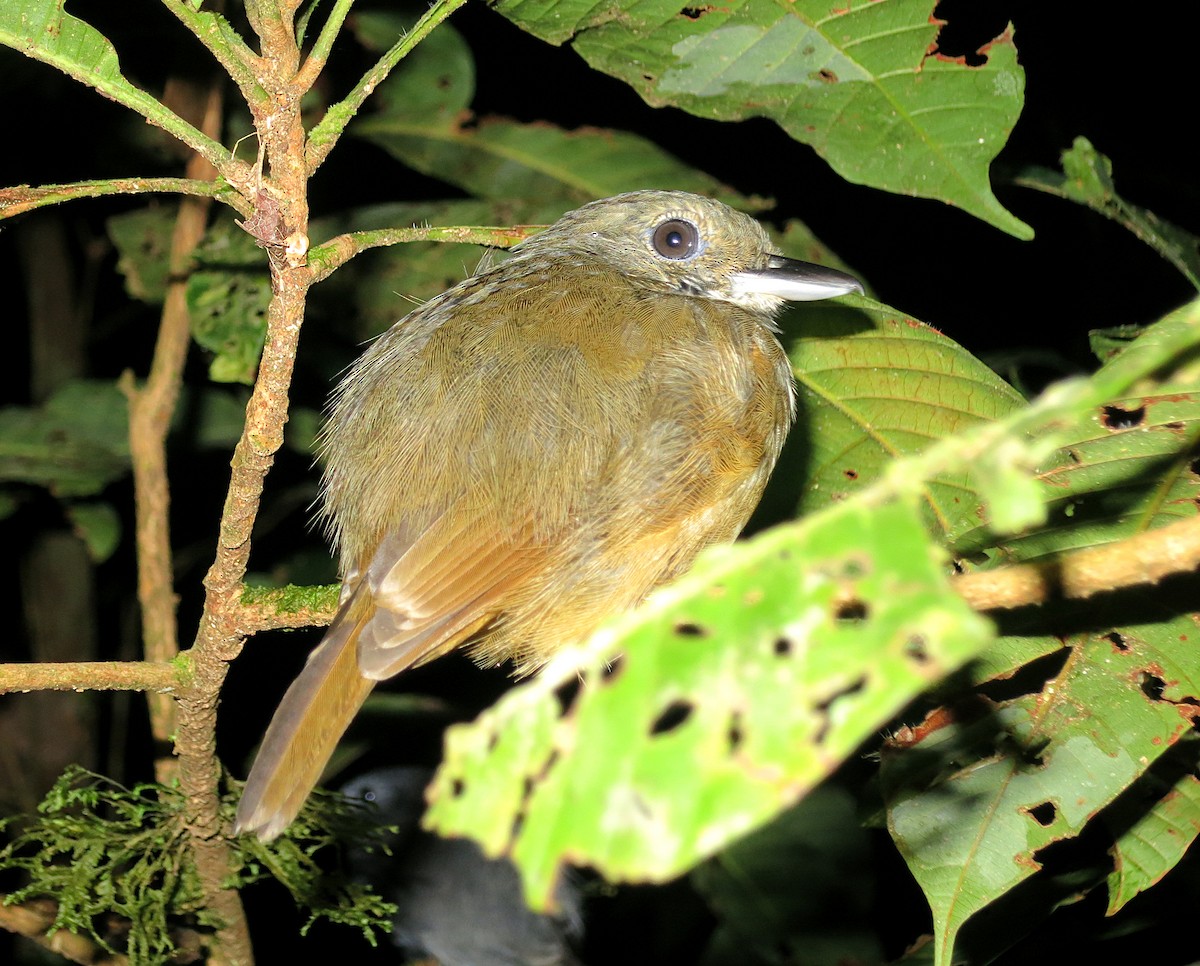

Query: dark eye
<box><xmin>652</xmin><ymin>219</ymin><xmax>700</xmax><ymax>259</ymax></box>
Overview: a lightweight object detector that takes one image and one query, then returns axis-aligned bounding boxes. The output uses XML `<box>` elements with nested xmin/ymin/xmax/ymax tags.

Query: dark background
<box><xmin>1</xmin><ymin>1</ymin><xmax>1197</xmax><ymax>963</ymax></box>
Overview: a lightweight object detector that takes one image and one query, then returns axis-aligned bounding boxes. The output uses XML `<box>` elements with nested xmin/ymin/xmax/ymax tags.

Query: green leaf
<box><xmin>953</xmin><ymin>310</ymin><xmax>1200</xmax><ymax>564</ymax></box>
<box><xmin>0</xmin><ymin>380</ymin><xmax>129</xmax><ymax>497</ymax></box>
<box><xmin>348</xmin><ymin>20</ymin><xmax>765</xmax><ymax>212</ymax></box>
<box><xmin>1016</xmin><ymin>137</ymin><xmax>1200</xmax><ymax>290</ymax></box>
<box><xmin>790</xmin><ymin>300</ymin><xmax>1200</xmax><ymax>579</ymax></box>
<box><xmin>426</xmin><ymin>497</ymin><xmax>994</xmax><ymax>905</ymax></box>
<box><xmin>883</xmin><ymin>613</ymin><xmax>1200</xmax><ymax>966</ymax></box>
<box><xmin>785</xmin><ymin>300</ymin><xmax>1027</xmax><ymax>535</ymax></box>
<box><xmin>694</xmin><ymin>786</ymin><xmax>883</xmax><ymax>966</ymax></box>
<box><xmin>348</xmin><ymin>9</ymin><xmax>475</xmax><ymax>124</ymax></box>
<box><xmin>356</xmin><ymin>114</ymin><xmax>765</xmax><ymax>210</ymax></box>
<box><xmin>66</xmin><ymin>501</ymin><xmax>122</xmax><ymax>562</ymax></box>
<box><xmin>187</xmin><ymin>271</ymin><xmax>270</xmax><ymax>383</ymax></box>
<box><xmin>186</xmin><ymin>219</ymin><xmax>272</xmax><ymax>385</ymax></box>
<box><xmin>1104</xmin><ymin>747</ymin><xmax>1200</xmax><ymax>915</ymax></box>
<box><xmin>491</xmin><ymin>0</ymin><xmax>1031</xmax><ymax>237</ymax></box>
<box><xmin>1089</xmin><ymin>324</ymin><xmax>1146</xmax><ymax>365</ymax></box>
<box><xmin>108</xmin><ymin>206</ymin><xmax>176</xmax><ymax>303</ymax></box>
<box><xmin>109</xmin><ymin>210</ymin><xmax>277</xmax><ymax>385</ymax></box>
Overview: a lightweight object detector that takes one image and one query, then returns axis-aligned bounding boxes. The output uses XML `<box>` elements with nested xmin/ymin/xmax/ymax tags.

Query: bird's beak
<box><xmin>731</xmin><ymin>255</ymin><xmax>863</xmax><ymax>302</ymax></box>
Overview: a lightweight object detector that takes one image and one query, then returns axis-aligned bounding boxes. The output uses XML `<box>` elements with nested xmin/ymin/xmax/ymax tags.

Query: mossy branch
<box><xmin>0</xmin><ymin>661</ymin><xmax>185</xmax><ymax>694</ymax></box>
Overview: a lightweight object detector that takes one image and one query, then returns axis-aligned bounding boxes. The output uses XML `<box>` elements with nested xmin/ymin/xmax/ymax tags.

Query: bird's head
<box><xmin>515</xmin><ymin>190</ymin><xmax>862</xmax><ymax>314</ymax></box>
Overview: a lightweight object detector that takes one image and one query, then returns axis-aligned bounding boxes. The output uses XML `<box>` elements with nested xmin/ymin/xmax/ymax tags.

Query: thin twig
<box><xmin>294</xmin><ymin>0</ymin><xmax>356</xmax><ymax>91</ymax></box>
<box><xmin>159</xmin><ymin>0</ymin><xmax>267</xmax><ymax>107</ymax></box>
<box><xmin>306</xmin><ymin>223</ymin><xmax>540</xmax><ymax>283</ymax></box>
<box><xmin>0</xmin><ymin>177</ymin><xmax>250</xmax><ymax>221</ymax></box>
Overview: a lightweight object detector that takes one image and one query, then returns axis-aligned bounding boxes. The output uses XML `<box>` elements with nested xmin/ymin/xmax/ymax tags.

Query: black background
<box><xmin>1</xmin><ymin>1</ymin><xmax>1198</xmax><ymax>963</ymax></box>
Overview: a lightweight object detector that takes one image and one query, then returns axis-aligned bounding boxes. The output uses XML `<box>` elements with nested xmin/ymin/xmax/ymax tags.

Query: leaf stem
<box><xmin>294</xmin><ymin>0</ymin><xmax>357</xmax><ymax>91</ymax></box>
<box><xmin>158</xmin><ymin>0</ymin><xmax>267</xmax><ymax>107</ymax></box>
<box><xmin>305</xmin><ymin>0</ymin><xmax>470</xmax><ymax>173</ymax></box>
<box><xmin>306</xmin><ymin>222</ymin><xmax>540</xmax><ymax>283</ymax></box>
<box><xmin>0</xmin><ymin>177</ymin><xmax>251</xmax><ymax>221</ymax></box>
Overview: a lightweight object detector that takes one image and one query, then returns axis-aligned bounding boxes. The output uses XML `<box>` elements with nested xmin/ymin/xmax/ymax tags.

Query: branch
<box><xmin>305</xmin><ymin>0</ymin><xmax>470</xmax><ymax>174</ymax></box>
<box><xmin>306</xmin><ymin>222</ymin><xmax>541</xmax><ymax>283</ymax></box>
<box><xmin>170</xmin><ymin>8</ymin><xmax>314</xmax><ymax>963</ymax></box>
<box><xmin>198</xmin><ymin>506</ymin><xmax>1200</xmax><ymax>634</ymax></box>
<box><xmin>122</xmin><ymin>77</ymin><xmax>226</xmax><ymax>784</ymax></box>
<box><xmin>953</xmin><ymin>513</ymin><xmax>1200</xmax><ymax>611</ymax></box>
<box><xmin>0</xmin><ymin>897</ymin><xmax>128</xmax><ymax>966</ymax></box>
<box><xmin>0</xmin><ymin>662</ymin><xmax>182</xmax><ymax>694</ymax></box>
<box><xmin>237</xmin><ymin>583</ymin><xmax>339</xmax><ymax>634</ymax></box>
<box><xmin>0</xmin><ymin>177</ymin><xmax>251</xmax><ymax>221</ymax></box>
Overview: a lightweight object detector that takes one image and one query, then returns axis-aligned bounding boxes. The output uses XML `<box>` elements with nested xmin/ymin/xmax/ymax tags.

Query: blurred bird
<box><xmin>342</xmin><ymin>767</ymin><xmax>583</xmax><ymax>966</ymax></box>
<box><xmin>235</xmin><ymin>190</ymin><xmax>862</xmax><ymax>841</ymax></box>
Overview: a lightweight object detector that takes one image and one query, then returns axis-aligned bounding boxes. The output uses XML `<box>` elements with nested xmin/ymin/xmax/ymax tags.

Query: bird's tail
<box><xmin>234</xmin><ymin>595</ymin><xmax>377</xmax><ymax>842</ymax></box>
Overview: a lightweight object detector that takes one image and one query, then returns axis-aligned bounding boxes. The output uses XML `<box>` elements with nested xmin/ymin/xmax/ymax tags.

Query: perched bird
<box><xmin>341</xmin><ymin>767</ymin><xmax>584</xmax><ymax>966</ymax></box>
<box><xmin>235</xmin><ymin>190</ymin><xmax>862</xmax><ymax>841</ymax></box>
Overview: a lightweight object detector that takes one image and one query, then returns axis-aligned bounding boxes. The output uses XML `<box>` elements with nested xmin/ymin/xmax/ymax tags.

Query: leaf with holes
<box><xmin>186</xmin><ymin>270</ymin><xmax>271</xmax><ymax>385</ymax></box>
<box><xmin>108</xmin><ymin>207</ymin><xmax>175</xmax><ymax>304</ymax></box>
<box><xmin>784</xmin><ymin>300</ymin><xmax>1026</xmax><ymax>532</ymax></box>
<box><xmin>883</xmin><ymin>611</ymin><xmax>1200</xmax><ymax>966</ymax></box>
<box><xmin>1103</xmin><ymin>743</ymin><xmax>1200</xmax><ymax>915</ymax></box>
<box><xmin>951</xmin><ymin>306</ymin><xmax>1200</xmax><ymax>564</ymax></box>
<box><xmin>425</xmin><ymin>497</ymin><xmax>993</xmax><ymax>905</ymax></box>
<box><xmin>0</xmin><ymin>380</ymin><xmax>130</xmax><ymax>497</ymax></box>
<box><xmin>492</xmin><ymin>0</ymin><xmax>1030</xmax><ymax>236</ymax></box>
<box><xmin>790</xmin><ymin>301</ymin><xmax>1200</xmax><ymax>562</ymax></box>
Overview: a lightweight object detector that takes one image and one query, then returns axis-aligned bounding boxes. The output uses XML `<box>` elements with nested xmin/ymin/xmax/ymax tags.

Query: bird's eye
<box><xmin>652</xmin><ymin>219</ymin><xmax>700</xmax><ymax>260</ymax></box>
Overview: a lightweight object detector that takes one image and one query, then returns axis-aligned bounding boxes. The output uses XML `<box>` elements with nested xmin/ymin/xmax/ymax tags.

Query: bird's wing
<box><xmin>235</xmin><ymin>503</ymin><xmax>548</xmax><ymax>841</ymax></box>
<box><xmin>353</xmin><ymin>502</ymin><xmax>549</xmax><ymax>679</ymax></box>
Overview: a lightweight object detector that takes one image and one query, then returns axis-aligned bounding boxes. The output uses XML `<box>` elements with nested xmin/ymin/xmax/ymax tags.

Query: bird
<box><xmin>234</xmin><ymin>190</ymin><xmax>862</xmax><ymax>841</ymax></box>
<box><xmin>341</xmin><ymin>767</ymin><xmax>584</xmax><ymax>965</ymax></box>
